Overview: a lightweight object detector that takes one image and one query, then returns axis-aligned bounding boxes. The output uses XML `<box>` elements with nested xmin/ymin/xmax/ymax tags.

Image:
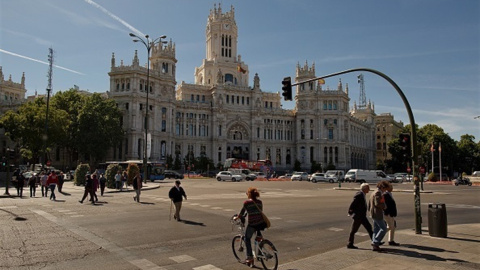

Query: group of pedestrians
<box><xmin>79</xmin><ymin>173</ymin><xmax>106</xmax><ymax>204</ymax></box>
<box><xmin>12</xmin><ymin>169</ymin><xmax>65</xmax><ymax>200</ymax></box>
<box><xmin>114</xmin><ymin>170</ymin><xmax>128</xmax><ymax>191</ymax></box>
<box><xmin>347</xmin><ymin>180</ymin><xmax>399</xmax><ymax>251</ymax></box>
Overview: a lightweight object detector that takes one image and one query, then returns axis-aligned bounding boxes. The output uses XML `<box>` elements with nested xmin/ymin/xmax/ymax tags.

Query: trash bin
<box><xmin>428</xmin><ymin>203</ymin><xmax>447</xmax><ymax>237</ymax></box>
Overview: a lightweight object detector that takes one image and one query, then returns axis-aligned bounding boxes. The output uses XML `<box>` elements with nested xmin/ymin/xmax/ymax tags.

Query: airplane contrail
<box><xmin>0</xmin><ymin>48</ymin><xmax>84</xmax><ymax>75</ymax></box>
<box><xmin>84</xmin><ymin>0</ymin><xmax>145</xmax><ymax>37</ymax></box>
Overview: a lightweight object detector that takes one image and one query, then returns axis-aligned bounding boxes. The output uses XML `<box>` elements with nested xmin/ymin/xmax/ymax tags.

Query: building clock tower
<box><xmin>195</xmin><ymin>3</ymin><xmax>248</xmax><ymax>87</ymax></box>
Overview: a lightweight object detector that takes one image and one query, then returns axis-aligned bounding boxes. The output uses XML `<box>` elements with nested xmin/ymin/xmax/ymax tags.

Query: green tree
<box><xmin>310</xmin><ymin>160</ymin><xmax>322</xmax><ymax>173</ymax></box>
<box><xmin>166</xmin><ymin>154</ymin><xmax>174</xmax><ymax>170</ymax></box>
<box><xmin>51</xmin><ymin>89</ymin><xmax>87</xmax><ymax>168</ymax></box>
<box><xmin>173</xmin><ymin>154</ymin><xmax>182</xmax><ymax>170</ymax></box>
<box><xmin>0</xmin><ymin>98</ymin><xmax>69</xmax><ymax>164</ymax></box>
<box><xmin>293</xmin><ymin>159</ymin><xmax>301</xmax><ymax>171</ymax></box>
<box><xmin>75</xmin><ymin>93</ymin><xmax>124</xmax><ymax>168</ymax></box>
<box><xmin>417</xmin><ymin>124</ymin><xmax>456</xmax><ymax>175</ymax></box>
<box><xmin>456</xmin><ymin>134</ymin><xmax>479</xmax><ymax>174</ymax></box>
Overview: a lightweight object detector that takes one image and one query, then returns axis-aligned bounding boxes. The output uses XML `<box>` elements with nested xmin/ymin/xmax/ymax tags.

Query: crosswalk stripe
<box><xmin>169</xmin><ymin>254</ymin><xmax>196</xmax><ymax>263</ymax></box>
<box><xmin>193</xmin><ymin>264</ymin><xmax>223</xmax><ymax>270</ymax></box>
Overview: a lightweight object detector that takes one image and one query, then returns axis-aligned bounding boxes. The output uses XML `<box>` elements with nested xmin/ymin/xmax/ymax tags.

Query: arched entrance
<box><xmin>226</xmin><ymin>122</ymin><xmax>250</xmax><ymax>160</ymax></box>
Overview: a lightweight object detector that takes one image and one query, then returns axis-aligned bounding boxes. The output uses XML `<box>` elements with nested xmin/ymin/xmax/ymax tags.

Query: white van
<box><xmin>345</xmin><ymin>169</ymin><xmax>390</xmax><ymax>184</ymax></box>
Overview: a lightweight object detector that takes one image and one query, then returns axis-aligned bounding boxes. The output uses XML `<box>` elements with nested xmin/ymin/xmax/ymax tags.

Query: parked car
<box><xmin>310</xmin><ymin>173</ymin><xmax>326</xmax><ymax>183</ymax></box>
<box><xmin>472</xmin><ymin>171</ymin><xmax>480</xmax><ymax>177</ymax></box>
<box><xmin>392</xmin><ymin>173</ymin><xmax>407</xmax><ymax>183</ymax></box>
<box><xmin>324</xmin><ymin>170</ymin><xmax>345</xmax><ymax>183</ymax></box>
<box><xmin>253</xmin><ymin>172</ymin><xmax>267</xmax><ymax>179</ymax></box>
<box><xmin>278</xmin><ymin>173</ymin><xmax>292</xmax><ymax>180</ymax></box>
<box><xmin>163</xmin><ymin>170</ymin><xmax>184</xmax><ymax>179</ymax></box>
<box><xmin>216</xmin><ymin>171</ymin><xmax>243</xmax><ymax>182</ymax></box>
<box><xmin>291</xmin><ymin>172</ymin><xmax>308</xmax><ymax>181</ymax></box>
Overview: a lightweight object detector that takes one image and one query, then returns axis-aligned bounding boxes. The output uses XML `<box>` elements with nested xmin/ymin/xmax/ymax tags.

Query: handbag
<box><xmin>253</xmin><ymin>201</ymin><xmax>271</xmax><ymax>229</ymax></box>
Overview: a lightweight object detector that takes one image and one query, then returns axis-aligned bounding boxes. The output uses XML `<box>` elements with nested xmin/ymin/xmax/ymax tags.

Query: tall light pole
<box><xmin>290</xmin><ymin>67</ymin><xmax>423</xmax><ymax>234</ymax></box>
<box><xmin>129</xmin><ymin>33</ymin><xmax>166</xmax><ymax>182</ymax></box>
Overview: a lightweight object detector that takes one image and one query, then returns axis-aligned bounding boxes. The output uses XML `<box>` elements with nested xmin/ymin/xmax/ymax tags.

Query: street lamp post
<box><xmin>129</xmin><ymin>33</ymin><xmax>166</xmax><ymax>182</ymax></box>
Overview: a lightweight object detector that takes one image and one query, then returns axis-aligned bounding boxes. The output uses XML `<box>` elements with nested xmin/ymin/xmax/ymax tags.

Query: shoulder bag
<box><xmin>253</xmin><ymin>201</ymin><xmax>271</xmax><ymax>229</ymax></box>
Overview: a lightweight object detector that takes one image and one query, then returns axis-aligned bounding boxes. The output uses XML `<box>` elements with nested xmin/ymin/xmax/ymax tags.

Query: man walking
<box><xmin>347</xmin><ymin>183</ymin><xmax>373</xmax><ymax>249</ymax></box>
<box><xmin>115</xmin><ymin>170</ymin><xmax>122</xmax><ymax>190</ymax></box>
<box><xmin>133</xmin><ymin>171</ymin><xmax>142</xmax><ymax>203</ymax></box>
<box><xmin>369</xmin><ymin>180</ymin><xmax>389</xmax><ymax>251</ymax></box>
<box><xmin>46</xmin><ymin>171</ymin><xmax>59</xmax><ymax>201</ymax></box>
<box><xmin>169</xmin><ymin>180</ymin><xmax>187</xmax><ymax>221</ymax></box>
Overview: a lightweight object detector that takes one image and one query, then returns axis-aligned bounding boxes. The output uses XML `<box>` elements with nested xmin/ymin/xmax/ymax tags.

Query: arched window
<box><xmin>225</xmin><ymin>73</ymin><xmax>234</xmax><ymax>83</ymax></box>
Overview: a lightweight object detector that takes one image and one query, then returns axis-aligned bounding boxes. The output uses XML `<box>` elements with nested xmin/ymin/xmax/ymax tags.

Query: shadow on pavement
<box><xmin>181</xmin><ymin>219</ymin><xmax>206</xmax><ymax>226</ymax></box>
<box><xmin>400</xmin><ymin>244</ymin><xmax>456</xmax><ymax>253</ymax></box>
<box><xmin>0</xmin><ymin>208</ymin><xmax>28</xmax><ymax>221</ymax></box>
<box><xmin>382</xmin><ymin>246</ymin><xmax>468</xmax><ymax>264</ymax></box>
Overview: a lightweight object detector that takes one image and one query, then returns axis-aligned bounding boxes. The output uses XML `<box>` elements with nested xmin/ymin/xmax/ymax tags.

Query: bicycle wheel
<box><xmin>232</xmin><ymin>235</ymin><xmax>245</xmax><ymax>262</ymax></box>
<box><xmin>259</xmin><ymin>239</ymin><xmax>278</xmax><ymax>270</ymax></box>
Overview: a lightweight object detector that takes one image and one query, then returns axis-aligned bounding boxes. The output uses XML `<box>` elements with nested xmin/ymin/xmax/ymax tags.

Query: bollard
<box><xmin>338</xmin><ymin>181</ymin><xmax>341</xmax><ymax>188</ymax></box>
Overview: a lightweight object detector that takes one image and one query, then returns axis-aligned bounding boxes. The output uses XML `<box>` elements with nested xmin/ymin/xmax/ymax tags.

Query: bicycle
<box><xmin>230</xmin><ymin>214</ymin><xmax>278</xmax><ymax>270</ymax></box>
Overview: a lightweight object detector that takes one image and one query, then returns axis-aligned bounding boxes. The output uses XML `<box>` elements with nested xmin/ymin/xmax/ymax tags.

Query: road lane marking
<box><xmin>169</xmin><ymin>254</ymin><xmax>196</xmax><ymax>263</ymax></box>
<box><xmin>193</xmin><ymin>265</ymin><xmax>223</xmax><ymax>270</ymax></box>
<box><xmin>328</xmin><ymin>227</ymin><xmax>344</xmax><ymax>232</ymax></box>
<box><xmin>0</xmin><ymin>206</ymin><xmax>18</xmax><ymax>209</ymax></box>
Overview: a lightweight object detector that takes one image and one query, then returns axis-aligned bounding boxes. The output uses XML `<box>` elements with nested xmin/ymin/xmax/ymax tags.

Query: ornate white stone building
<box><xmin>0</xmin><ymin>67</ymin><xmax>27</xmax><ymax>156</ymax></box>
<box><xmin>107</xmin><ymin>4</ymin><xmax>376</xmax><ymax>171</ymax></box>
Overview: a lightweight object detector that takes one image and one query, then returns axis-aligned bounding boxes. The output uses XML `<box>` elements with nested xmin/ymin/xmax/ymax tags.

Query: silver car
<box><xmin>291</xmin><ymin>172</ymin><xmax>308</xmax><ymax>181</ymax></box>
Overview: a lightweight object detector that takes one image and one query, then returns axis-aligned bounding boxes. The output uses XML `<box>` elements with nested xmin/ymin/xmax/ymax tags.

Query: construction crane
<box><xmin>357</xmin><ymin>74</ymin><xmax>366</xmax><ymax>108</ymax></box>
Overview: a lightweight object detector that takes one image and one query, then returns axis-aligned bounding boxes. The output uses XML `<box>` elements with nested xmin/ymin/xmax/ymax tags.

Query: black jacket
<box><xmin>384</xmin><ymin>192</ymin><xmax>397</xmax><ymax>217</ymax></box>
<box><xmin>169</xmin><ymin>186</ymin><xmax>186</xmax><ymax>203</ymax></box>
<box><xmin>348</xmin><ymin>191</ymin><xmax>368</xmax><ymax>220</ymax></box>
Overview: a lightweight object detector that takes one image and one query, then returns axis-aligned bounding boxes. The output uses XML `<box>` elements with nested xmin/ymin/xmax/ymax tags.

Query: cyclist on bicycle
<box><xmin>235</xmin><ymin>187</ymin><xmax>267</xmax><ymax>265</ymax></box>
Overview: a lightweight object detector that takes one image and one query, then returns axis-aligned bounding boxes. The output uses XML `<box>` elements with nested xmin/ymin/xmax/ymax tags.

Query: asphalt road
<box><xmin>0</xmin><ymin>179</ymin><xmax>478</xmax><ymax>270</ymax></box>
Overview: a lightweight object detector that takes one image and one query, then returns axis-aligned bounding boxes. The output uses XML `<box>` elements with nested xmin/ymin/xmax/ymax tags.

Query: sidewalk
<box><xmin>279</xmin><ymin>223</ymin><xmax>480</xmax><ymax>270</ymax></box>
<box><xmin>0</xmin><ymin>180</ymin><xmax>162</xmax><ymax>199</ymax></box>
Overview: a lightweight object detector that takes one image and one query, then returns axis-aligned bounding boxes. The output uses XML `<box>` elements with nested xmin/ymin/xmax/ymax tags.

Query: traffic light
<box><xmin>7</xmin><ymin>149</ymin><xmax>15</xmax><ymax>161</ymax></box>
<box><xmin>282</xmin><ymin>77</ymin><xmax>292</xmax><ymax>101</ymax></box>
<box><xmin>1</xmin><ymin>156</ymin><xmax>6</xmax><ymax>167</ymax></box>
<box><xmin>399</xmin><ymin>133</ymin><xmax>411</xmax><ymax>159</ymax></box>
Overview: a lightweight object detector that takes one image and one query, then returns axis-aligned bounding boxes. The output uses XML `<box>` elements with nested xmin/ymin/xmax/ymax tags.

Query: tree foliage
<box><xmin>387</xmin><ymin>124</ymin><xmax>480</xmax><ymax>175</ymax></box>
<box><xmin>0</xmin><ymin>89</ymin><xmax>123</xmax><ymax>169</ymax></box>
<box><xmin>0</xmin><ymin>98</ymin><xmax>69</xmax><ymax>163</ymax></box>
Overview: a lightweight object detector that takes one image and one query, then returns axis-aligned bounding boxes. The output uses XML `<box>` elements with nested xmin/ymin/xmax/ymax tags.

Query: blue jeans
<box><xmin>49</xmin><ymin>184</ymin><xmax>56</xmax><ymax>200</ymax></box>
<box><xmin>372</xmin><ymin>219</ymin><xmax>387</xmax><ymax>245</ymax></box>
<box><xmin>245</xmin><ymin>225</ymin><xmax>264</xmax><ymax>258</ymax></box>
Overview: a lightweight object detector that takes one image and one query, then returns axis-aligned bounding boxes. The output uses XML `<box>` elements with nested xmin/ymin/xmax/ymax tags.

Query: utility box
<box><xmin>428</xmin><ymin>203</ymin><xmax>447</xmax><ymax>238</ymax></box>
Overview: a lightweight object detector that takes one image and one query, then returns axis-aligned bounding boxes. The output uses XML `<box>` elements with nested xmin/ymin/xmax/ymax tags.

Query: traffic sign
<box><xmin>407</xmin><ymin>167</ymin><xmax>411</xmax><ymax>173</ymax></box>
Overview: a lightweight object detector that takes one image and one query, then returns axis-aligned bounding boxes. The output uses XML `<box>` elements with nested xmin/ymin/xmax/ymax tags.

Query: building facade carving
<box><xmin>107</xmin><ymin>4</ymin><xmax>377</xmax><ymax>171</ymax></box>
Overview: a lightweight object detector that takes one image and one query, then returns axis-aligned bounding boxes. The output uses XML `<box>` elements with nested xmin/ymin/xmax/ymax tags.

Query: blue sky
<box><xmin>1</xmin><ymin>0</ymin><xmax>479</xmax><ymax>141</ymax></box>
